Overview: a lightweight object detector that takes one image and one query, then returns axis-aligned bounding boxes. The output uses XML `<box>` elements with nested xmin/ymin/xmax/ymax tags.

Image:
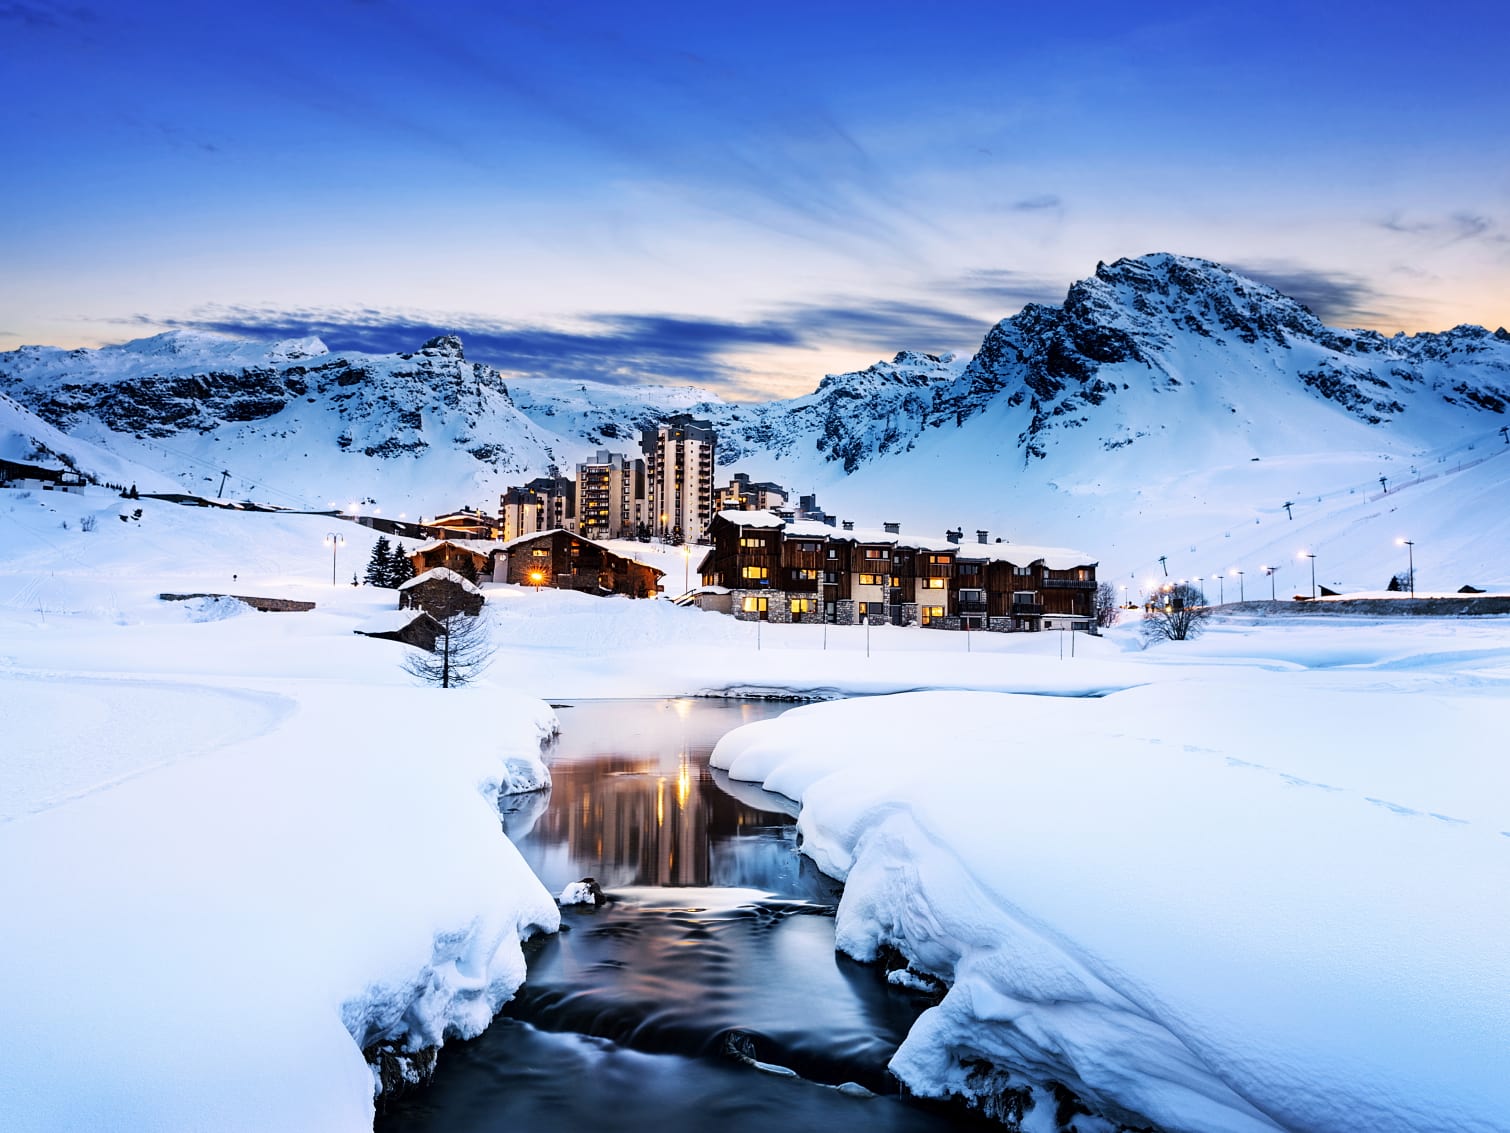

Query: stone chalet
<box><xmin>398</xmin><ymin>567</ymin><xmax>485</xmax><ymax>618</ymax></box>
<box><xmin>410</xmin><ymin>538</ymin><xmax>508</xmax><ymax>582</ymax></box>
<box><xmin>697</xmin><ymin>511</ymin><xmax>1098</xmax><ymax>630</ymax></box>
<box><xmin>494</xmin><ymin>529</ymin><xmax>663</xmax><ymax>597</ymax></box>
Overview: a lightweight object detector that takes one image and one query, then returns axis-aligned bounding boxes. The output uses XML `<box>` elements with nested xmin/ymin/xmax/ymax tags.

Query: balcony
<box><xmin>1042</xmin><ymin>578</ymin><xmax>1096</xmax><ymax>590</ymax></box>
<box><xmin>1011</xmin><ymin>602</ymin><xmax>1044</xmax><ymax>616</ymax></box>
<box><xmin>957</xmin><ymin>597</ymin><xmax>988</xmax><ymax>614</ymax></box>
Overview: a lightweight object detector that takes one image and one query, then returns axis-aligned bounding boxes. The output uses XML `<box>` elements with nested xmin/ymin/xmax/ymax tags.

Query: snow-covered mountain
<box><xmin>4</xmin><ymin>254</ymin><xmax>1508</xmax><ymax>587</ymax></box>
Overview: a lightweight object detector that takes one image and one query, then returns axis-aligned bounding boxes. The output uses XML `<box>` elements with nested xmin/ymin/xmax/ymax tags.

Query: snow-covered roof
<box><xmin>352</xmin><ymin>609</ymin><xmax>435</xmax><ymax>634</ymax></box>
<box><xmin>411</xmin><ymin>538</ymin><xmax>510</xmax><ymax>557</ymax></box>
<box><xmin>496</xmin><ymin>528</ymin><xmax>665</xmax><ymax>576</ymax></box>
<box><xmin>952</xmin><ymin>542</ymin><xmax>1099</xmax><ymax>569</ymax></box>
<box><xmin>713</xmin><ymin>511</ymin><xmax>1092</xmax><ymax>564</ymax></box>
<box><xmin>398</xmin><ymin>567</ymin><xmax>483</xmax><ymax>594</ymax></box>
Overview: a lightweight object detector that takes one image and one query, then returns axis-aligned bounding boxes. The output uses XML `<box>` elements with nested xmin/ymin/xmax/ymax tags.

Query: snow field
<box><xmin>1</xmin><ymin>494</ymin><xmax>561</xmax><ymax>1131</ymax></box>
<box><xmin>711</xmin><ymin>680</ymin><xmax>1510</xmax><ymax>1133</ymax></box>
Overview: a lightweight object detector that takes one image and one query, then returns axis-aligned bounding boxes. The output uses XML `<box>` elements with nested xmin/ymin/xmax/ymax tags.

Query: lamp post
<box><xmin>1299</xmin><ymin>551</ymin><xmax>1316</xmax><ymax>599</ymax></box>
<box><xmin>323</xmin><ymin>532</ymin><xmax>344</xmax><ymax>585</ymax></box>
<box><xmin>1396</xmin><ymin>538</ymin><xmax>1415</xmax><ymax>597</ymax></box>
<box><xmin>1194</xmin><ymin>577</ymin><xmax>1204</xmax><ymax>605</ymax></box>
<box><xmin>1263</xmin><ymin>566</ymin><xmax>1276</xmax><ymax>601</ymax></box>
<box><xmin>1214</xmin><ymin>572</ymin><xmax>1224</xmax><ymax>604</ymax></box>
<box><xmin>529</xmin><ymin>570</ymin><xmax>544</xmax><ymax>593</ymax></box>
<box><xmin>1232</xmin><ymin>568</ymin><xmax>1244</xmax><ymax>603</ymax></box>
<box><xmin>683</xmin><ymin>542</ymin><xmax>691</xmax><ymax>595</ymax></box>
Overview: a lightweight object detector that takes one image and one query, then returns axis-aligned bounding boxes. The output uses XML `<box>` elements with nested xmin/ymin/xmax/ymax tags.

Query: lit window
<box><xmin>922</xmin><ymin>577</ymin><xmax>945</xmax><ymax>589</ymax></box>
<box><xmin>921</xmin><ymin>605</ymin><xmax>945</xmax><ymax>625</ymax></box>
<box><xmin>790</xmin><ymin>598</ymin><xmax>813</xmax><ymax>613</ymax></box>
<box><xmin>928</xmin><ymin>554</ymin><xmax>950</xmax><ymax>564</ymax></box>
<box><xmin>793</xmin><ymin>568</ymin><xmax>818</xmax><ymax>580</ymax></box>
<box><xmin>739</xmin><ymin>536</ymin><xmax>764</xmax><ymax>548</ymax></box>
<box><xmin>864</xmin><ymin>548</ymin><xmax>889</xmax><ymax>560</ymax></box>
<box><xmin>858</xmin><ymin>573</ymin><xmax>883</xmax><ymax>586</ymax></box>
<box><xmin>742</xmin><ymin>596</ymin><xmax>768</xmax><ymax>613</ymax></box>
<box><xmin>741</xmin><ymin>566</ymin><xmax>768</xmax><ymax>580</ymax></box>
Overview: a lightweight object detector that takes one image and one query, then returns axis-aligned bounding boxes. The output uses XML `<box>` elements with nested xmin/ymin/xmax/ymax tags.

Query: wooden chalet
<box><xmin>425</xmin><ymin>507</ymin><xmax>503</xmax><ymax>540</ymax></box>
<box><xmin>398</xmin><ymin>567</ymin><xmax>485</xmax><ymax>618</ymax></box>
<box><xmin>700</xmin><ymin>511</ymin><xmax>1097</xmax><ymax>630</ymax></box>
<box><xmin>408</xmin><ymin>538</ymin><xmax>509</xmax><ymax>582</ymax></box>
<box><xmin>494</xmin><ymin>529</ymin><xmax>662</xmax><ymax>597</ymax></box>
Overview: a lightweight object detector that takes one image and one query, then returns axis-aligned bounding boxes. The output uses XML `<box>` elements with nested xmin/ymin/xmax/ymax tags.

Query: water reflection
<box><xmin>378</xmin><ymin>699</ymin><xmax>995</xmax><ymax>1133</ymax></box>
<box><xmin>516</xmin><ymin>698</ymin><xmax>818</xmax><ymax>895</ymax></box>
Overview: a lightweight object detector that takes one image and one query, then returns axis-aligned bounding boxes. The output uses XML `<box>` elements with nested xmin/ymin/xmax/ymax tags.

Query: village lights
<box><xmin>1396</xmin><ymin>538</ymin><xmax>1415</xmax><ymax>597</ymax></box>
<box><xmin>1299</xmin><ymin>551</ymin><xmax>1316</xmax><ymax>599</ymax></box>
<box><xmin>529</xmin><ymin>570</ymin><xmax>544</xmax><ymax>592</ymax></box>
<box><xmin>323</xmin><ymin>532</ymin><xmax>345</xmax><ymax>585</ymax></box>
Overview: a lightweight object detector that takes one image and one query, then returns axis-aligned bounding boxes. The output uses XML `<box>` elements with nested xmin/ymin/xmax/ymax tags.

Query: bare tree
<box><xmin>1094</xmin><ymin>581</ymin><xmax>1121</xmax><ymax>628</ymax></box>
<box><xmin>402</xmin><ymin>607</ymin><xmax>492</xmax><ymax>688</ymax></box>
<box><xmin>1140</xmin><ymin>583</ymin><xmax>1210</xmax><ymax>643</ymax></box>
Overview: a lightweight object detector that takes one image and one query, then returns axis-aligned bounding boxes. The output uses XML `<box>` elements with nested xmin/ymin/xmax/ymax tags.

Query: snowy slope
<box><xmin>0</xmin><ymin>391</ymin><xmax>176</xmax><ymax>492</ymax></box>
<box><xmin>4</xmin><ymin>255</ymin><xmax>1507</xmax><ymax>587</ymax></box>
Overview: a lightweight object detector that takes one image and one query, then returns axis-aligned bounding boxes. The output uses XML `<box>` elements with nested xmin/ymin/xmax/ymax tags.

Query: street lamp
<box><xmin>1213</xmin><ymin>572</ymin><xmax>1224</xmax><ymax>604</ymax></box>
<box><xmin>1193</xmin><ymin>577</ymin><xmax>1204</xmax><ymax>605</ymax></box>
<box><xmin>529</xmin><ymin>570</ymin><xmax>544</xmax><ymax>593</ymax></box>
<box><xmin>323</xmin><ymin>532</ymin><xmax>345</xmax><ymax>585</ymax></box>
<box><xmin>1262</xmin><ymin>566</ymin><xmax>1276</xmax><ymax>601</ymax></box>
<box><xmin>683</xmin><ymin>542</ymin><xmax>691</xmax><ymax>595</ymax></box>
<box><xmin>1299</xmin><ymin>551</ymin><xmax>1316</xmax><ymax>599</ymax></box>
<box><xmin>1396</xmin><ymin>538</ymin><xmax>1415</xmax><ymax>597</ymax></box>
<box><xmin>1231</xmin><ymin>568</ymin><xmax>1244</xmax><ymax>603</ymax></box>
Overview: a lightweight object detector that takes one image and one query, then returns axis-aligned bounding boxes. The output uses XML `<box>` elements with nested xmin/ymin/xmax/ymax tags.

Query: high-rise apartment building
<box><xmin>499</xmin><ymin>474</ymin><xmax>576</xmax><ymax>542</ymax></box>
<box><xmin>641</xmin><ymin>416</ymin><xmax>717</xmax><ymax>542</ymax></box>
<box><xmin>575</xmin><ymin>450</ymin><xmax>647</xmax><ymax>541</ymax></box>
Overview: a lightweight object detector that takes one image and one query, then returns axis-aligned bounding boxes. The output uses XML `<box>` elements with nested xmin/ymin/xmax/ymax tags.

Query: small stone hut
<box><xmin>398</xmin><ymin>567</ymin><xmax>485</xmax><ymax>618</ymax></box>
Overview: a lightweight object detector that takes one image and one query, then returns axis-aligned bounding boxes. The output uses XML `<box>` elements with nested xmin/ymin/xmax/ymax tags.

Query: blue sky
<box><xmin>2</xmin><ymin>0</ymin><xmax>1507</xmax><ymax>397</ymax></box>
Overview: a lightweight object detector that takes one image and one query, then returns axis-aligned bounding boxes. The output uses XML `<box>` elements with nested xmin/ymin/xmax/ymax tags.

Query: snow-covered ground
<box><xmin>711</xmin><ymin>636</ymin><xmax>1510</xmax><ymax>1132</ymax></box>
<box><xmin>0</xmin><ymin>491</ymin><xmax>560</xmax><ymax>1131</ymax></box>
<box><xmin>4</xmin><ymin>488</ymin><xmax>1507</xmax><ymax>1132</ymax></box>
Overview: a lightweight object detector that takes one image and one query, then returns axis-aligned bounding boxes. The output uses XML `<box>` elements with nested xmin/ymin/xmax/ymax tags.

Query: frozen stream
<box><xmin>376</xmin><ymin>698</ymin><xmax>996</xmax><ymax>1132</ymax></box>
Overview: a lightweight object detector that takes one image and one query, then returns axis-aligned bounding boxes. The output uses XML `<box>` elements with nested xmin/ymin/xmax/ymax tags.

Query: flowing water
<box><xmin>378</xmin><ymin>698</ymin><xmax>991</xmax><ymax>1132</ymax></box>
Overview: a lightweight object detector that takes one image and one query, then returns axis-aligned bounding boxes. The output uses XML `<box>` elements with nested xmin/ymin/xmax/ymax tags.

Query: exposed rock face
<box><xmin>707</xmin><ymin>254</ymin><xmax>1510</xmax><ymax>471</ymax></box>
<box><xmin>2</xmin><ymin>256</ymin><xmax>1506</xmax><ymax>495</ymax></box>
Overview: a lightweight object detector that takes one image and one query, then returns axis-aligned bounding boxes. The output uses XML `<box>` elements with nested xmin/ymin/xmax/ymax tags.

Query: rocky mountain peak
<box><xmin>419</xmin><ymin>335</ymin><xmax>465</xmax><ymax>360</ymax></box>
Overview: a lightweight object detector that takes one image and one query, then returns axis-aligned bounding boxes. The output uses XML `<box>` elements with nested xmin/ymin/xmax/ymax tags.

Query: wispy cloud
<box><xmin>938</xmin><ymin>268</ymin><xmax>1067</xmax><ymax>310</ymax></box>
<box><xmin>125</xmin><ymin>294</ymin><xmax>997</xmax><ymax>397</ymax></box>
<box><xmin>1376</xmin><ymin>210</ymin><xmax>1505</xmax><ymax>246</ymax></box>
<box><xmin>1225</xmin><ymin>261</ymin><xmax>1393</xmax><ymax>326</ymax></box>
<box><xmin>1008</xmin><ymin>193</ymin><xmax>1063</xmax><ymax>211</ymax></box>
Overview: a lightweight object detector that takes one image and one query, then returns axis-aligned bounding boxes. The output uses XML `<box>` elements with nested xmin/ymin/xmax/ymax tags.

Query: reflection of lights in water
<box><xmin>670</xmin><ymin>699</ymin><xmax>692</xmax><ymax>720</ymax></box>
<box><xmin>656</xmin><ymin>777</ymin><xmax>665</xmax><ymax>827</ymax></box>
<box><xmin>676</xmin><ymin>757</ymin><xmax>690</xmax><ymax>811</ymax></box>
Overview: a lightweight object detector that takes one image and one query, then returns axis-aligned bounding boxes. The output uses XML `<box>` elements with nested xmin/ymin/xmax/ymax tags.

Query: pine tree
<box><xmin>364</xmin><ymin>536</ymin><xmax>393</xmax><ymax>587</ymax></box>
<box><xmin>387</xmin><ymin>543</ymin><xmax>415</xmax><ymax>588</ymax></box>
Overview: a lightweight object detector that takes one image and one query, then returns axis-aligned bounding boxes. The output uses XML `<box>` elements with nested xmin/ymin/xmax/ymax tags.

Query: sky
<box><xmin>1</xmin><ymin>0</ymin><xmax>1507</xmax><ymax>399</ymax></box>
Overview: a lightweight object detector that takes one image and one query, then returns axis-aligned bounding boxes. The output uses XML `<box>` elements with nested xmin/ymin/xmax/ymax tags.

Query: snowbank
<box><xmin>0</xmin><ymin>495</ymin><xmax>561</xmax><ymax>1131</ymax></box>
<box><xmin>712</xmin><ymin>684</ymin><xmax>1510</xmax><ymax>1133</ymax></box>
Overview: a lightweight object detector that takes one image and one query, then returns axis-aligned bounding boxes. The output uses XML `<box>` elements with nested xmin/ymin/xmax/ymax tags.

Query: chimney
<box><xmin>842</xmin><ymin>520</ymin><xmax>854</xmax><ymax>531</ymax></box>
<box><xmin>946</xmin><ymin>528</ymin><xmax>963</xmax><ymax>544</ymax></box>
<box><xmin>977</xmin><ymin>529</ymin><xmax>989</xmax><ymax>544</ymax></box>
<box><xmin>883</xmin><ymin>521</ymin><xmax>901</xmax><ymax>534</ymax></box>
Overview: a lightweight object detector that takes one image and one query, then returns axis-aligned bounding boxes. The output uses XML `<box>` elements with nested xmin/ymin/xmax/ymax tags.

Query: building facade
<box><xmin>697</xmin><ymin>512</ymin><xmax>1097</xmax><ymax>630</ymax></box>
<box><xmin>715</xmin><ymin>472</ymin><xmax>788</xmax><ymax>514</ymax></box>
<box><xmin>493</xmin><ymin>530</ymin><xmax>662</xmax><ymax>597</ymax></box>
<box><xmin>499</xmin><ymin>475</ymin><xmax>576</xmax><ymax>542</ymax></box>
<box><xmin>642</xmin><ymin>416</ymin><xmax>716</xmax><ymax>543</ymax></box>
<box><xmin>575</xmin><ymin>450</ymin><xmax>647</xmax><ymax>541</ymax></box>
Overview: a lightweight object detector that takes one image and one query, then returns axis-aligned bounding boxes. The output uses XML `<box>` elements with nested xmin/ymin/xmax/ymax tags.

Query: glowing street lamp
<box><xmin>1396</xmin><ymin>538</ymin><xmax>1415</xmax><ymax>597</ymax></box>
<box><xmin>529</xmin><ymin>570</ymin><xmax>545</xmax><ymax>593</ymax></box>
<box><xmin>323</xmin><ymin>532</ymin><xmax>345</xmax><ymax>585</ymax></box>
<box><xmin>1299</xmin><ymin>551</ymin><xmax>1316</xmax><ymax>599</ymax></box>
<box><xmin>1231</xmin><ymin>567</ymin><xmax>1244</xmax><ymax>603</ymax></box>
